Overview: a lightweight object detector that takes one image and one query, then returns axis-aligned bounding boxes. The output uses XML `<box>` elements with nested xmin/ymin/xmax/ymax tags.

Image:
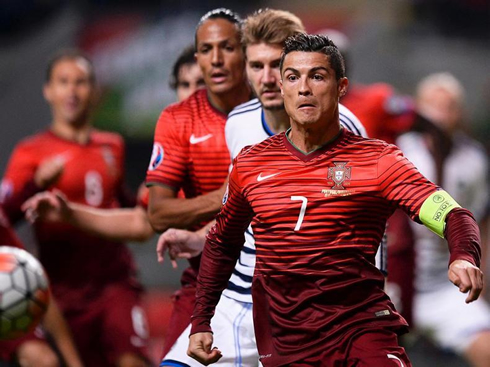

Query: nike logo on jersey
<box><xmin>257</xmin><ymin>172</ymin><xmax>280</xmax><ymax>182</ymax></box>
<box><xmin>190</xmin><ymin>134</ymin><xmax>213</xmax><ymax>144</ymax></box>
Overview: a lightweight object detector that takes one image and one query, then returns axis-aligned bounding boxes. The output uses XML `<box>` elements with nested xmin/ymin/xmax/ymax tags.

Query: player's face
<box><xmin>43</xmin><ymin>58</ymin><xmax>95</xmax><ymax>127</ymax></box>
<box><xmin>280</xmin><ymin>51</ymin><xmax>348</xmax><ymax>127</ymax></box>
<box><xmin>176</xmin><ymin>62</ymin><xmax>205</xmax><ymax>102</ymax></box>
<box><xmin>246</xmin><ymin>43</ymin><xmax>283</xmax><ymax>110</ymax></box>
<box><xmin>195</xmin><ymin>18</ymin><xmax>246</xmax><ymax>95</ymax></box>
<box><xmin>417</xmin><ymin>86</ymin><xmax>461</xmax><ymax>133</ymax></box>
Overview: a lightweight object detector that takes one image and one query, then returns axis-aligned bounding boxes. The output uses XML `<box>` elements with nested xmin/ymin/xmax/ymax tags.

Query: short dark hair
<box><xmin>279</xmin><ymin>33</ymin><xmax>345</xmax><ymax>80</ymax></box>
<box><xmin>195</xmin><ymin>8</ymin><xmax>242</xmax><ymax>47</ymax></box>
<box><xmin>169</xmin><ymin>45</ymin><xmax>196</xmax><ymax>90</ymax></box>
<box><xmin>46</xmin><ymin>48</ymin><xmax>95</xmax><ymax>83</ymax></box>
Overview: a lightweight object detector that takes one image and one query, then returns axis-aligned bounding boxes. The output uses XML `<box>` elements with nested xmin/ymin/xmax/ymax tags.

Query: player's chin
<box><xmin>261</xmin><ymin>100</ymin><xmax>284</xmax><ymax>111</ymax></box>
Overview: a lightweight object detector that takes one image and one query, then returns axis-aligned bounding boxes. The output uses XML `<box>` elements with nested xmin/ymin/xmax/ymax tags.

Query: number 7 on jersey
<box><xmin>291</xmin><ymin>196</ymin><xmax>308</xmax><ymax>231</ymax></box>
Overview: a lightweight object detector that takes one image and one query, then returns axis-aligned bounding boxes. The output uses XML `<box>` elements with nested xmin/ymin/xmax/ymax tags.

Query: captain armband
<box><xmin>419</xmin><ymin>190</ymin><xmax>461</xmax><ymax>238</ymax></box>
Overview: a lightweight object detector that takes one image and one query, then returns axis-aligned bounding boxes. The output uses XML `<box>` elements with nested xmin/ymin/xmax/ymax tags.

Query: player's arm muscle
<box><xmin>147</xmin><ymin>182</ymin><xmax>227</xmax><ymax>233</ymax></box>
<box><xmin>68</xmin><ymin>204</ymin><xmax>153</xmax><ymax>242</ymax></box>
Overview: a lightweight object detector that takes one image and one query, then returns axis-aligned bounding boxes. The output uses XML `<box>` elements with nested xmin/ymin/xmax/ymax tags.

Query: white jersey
<box><xmin>223</xmin><ymin>98</ymin><xmax>369</xmax><ymax>303</ymax></box>
<box><xmin>397</xmin><ymin>131</ymin><xmax>489</xmax><ymax>292</ymax></box>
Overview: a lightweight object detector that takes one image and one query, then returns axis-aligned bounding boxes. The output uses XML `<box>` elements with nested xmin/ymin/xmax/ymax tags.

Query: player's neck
<box><xmin>207</xmin><ymin>84</ymin><xmax>252</xmax><ymax>115</ymax></box>
<box><xmin>287</xmin><ymin>119</ymin><xmax>341</xmax><ymax>154</ymax></box>
<box><xmin>263</xmin><ymin>108</ymin><xmax>290</xmax><ymax>134</ymax></box>
<box><xmin>50</xmin><ymin>120</ymin><xmax>92</xmax><ymax>144</ymax></box>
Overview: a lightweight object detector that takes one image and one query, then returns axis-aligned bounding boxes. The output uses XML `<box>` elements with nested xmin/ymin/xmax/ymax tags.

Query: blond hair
<box><xmin>242</xmin><ymin>9</ymin><xmax>305</xmax><ymax>47</ymax></box>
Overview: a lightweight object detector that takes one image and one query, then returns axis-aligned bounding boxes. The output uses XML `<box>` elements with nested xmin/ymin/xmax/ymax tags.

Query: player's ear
<box><xmin>338</xmin><ymin>77</ymin><xmax>349</xmax><ymax>98</ymax></box>
<box><xmin>280</xmin><ymin>79</ymin><xmax>284</xmax><ymax>97</ymax></box>
<box><xmin>43</xmin><ymin>83</ymin><xmax>52</xmax><ymax>103</ymax></box>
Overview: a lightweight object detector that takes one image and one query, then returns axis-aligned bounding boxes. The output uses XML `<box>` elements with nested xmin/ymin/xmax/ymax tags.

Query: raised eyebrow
<box><xmin>283</xmin><ymin>67</ymin><xmax>299</xmax><ymax>74</ymax></box>
<box><xmin>309</xmin><ymin>66</ymin><xmax>330</xmax><ymax>74</ymax></box>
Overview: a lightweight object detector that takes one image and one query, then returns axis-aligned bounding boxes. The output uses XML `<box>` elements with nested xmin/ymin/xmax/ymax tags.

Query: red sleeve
<box><xmin>377</xmin><ymin>144</ymin><xmax>438</xmax><ymax>220</ymax></box>
<box><xmin>445</xmin><ymin>208</ymin><xmax>481</xmax><ymax>268</ymax></box>
<box><xmin>190</xmin><ymin>162</ymin><xmax>254</xmax><ymax>335</ymax></box>
<box><xmin>1</xmin><ymin>142</ymin><xmax>43</xmax><ymax>224</ymax></box>
<box><xmin>146</xmin><ymin>107</ymin><xmax>189</xmax><ymax>191</ymax></box>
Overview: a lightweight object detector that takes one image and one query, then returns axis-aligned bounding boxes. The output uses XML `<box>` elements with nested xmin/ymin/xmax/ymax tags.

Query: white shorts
<box><xmin>161</xmin><ymin>295</ymin><xmax>260</xmax><ymax>367</ymax></box>
<box><xmin>413</xmin><ymin>284</ymin><xmax>490</xmax><ymax>354</ymax></box>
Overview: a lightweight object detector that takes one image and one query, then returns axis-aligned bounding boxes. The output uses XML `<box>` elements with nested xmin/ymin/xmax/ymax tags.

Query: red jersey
<box><xmin>146</xmin><ymin>89</ymin><xmax>232</xmax><ymax>281</ymax></box>
<box><xmin>2</xmin><ymin>130</ymin><xmax>138</xmax><ymax>311</ymax></box>
<box><xmin>341</xmin><ymin>83</ymin><xmax>415</xmax><ymax>144</ymax></box>
<box><xmin>146</xmin><ymin>89</ymin><xmax>230</xmax><ymax>198</ymax></box>
<box><xmin>192</xmin><ymin>129</ymin><xmax>439</xmax><ymax>366</ymax></box>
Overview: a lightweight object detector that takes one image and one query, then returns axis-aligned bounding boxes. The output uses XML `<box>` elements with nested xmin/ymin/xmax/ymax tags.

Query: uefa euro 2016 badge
<box><xmin>222</xmin><ymin>185</ymin><xmax>229</xmax><ymax>205</ymax></box>
<box><xmin>148</xmin><ymin>143</ymin><xmax>164</xmax><ymax>171</ymax></box>
<box><xmin>327</xmin><ymin>161</ymin><xmax>351</xmax><ymax>190</ymax></box>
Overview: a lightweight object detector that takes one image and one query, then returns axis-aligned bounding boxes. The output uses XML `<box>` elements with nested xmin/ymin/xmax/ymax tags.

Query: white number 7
<box><xmin>291</xmin><ymin>196</ymin><xmax>308</xmax><ymax>231</ymax></box>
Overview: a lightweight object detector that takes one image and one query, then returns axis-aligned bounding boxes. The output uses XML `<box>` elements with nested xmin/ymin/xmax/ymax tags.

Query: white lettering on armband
<box><xmin>419</xmin><ymin>190</ymin><xmax>461</xmax><ymax>238</ymax></box>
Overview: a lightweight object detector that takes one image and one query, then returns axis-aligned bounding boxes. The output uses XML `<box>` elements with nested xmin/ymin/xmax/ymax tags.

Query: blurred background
<box><xmin>1</xmin><ymin>0</ymin><xmax>489</xmax><ymax>365</ymax></box>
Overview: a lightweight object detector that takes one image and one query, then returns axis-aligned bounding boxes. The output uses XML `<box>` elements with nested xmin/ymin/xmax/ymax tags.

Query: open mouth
<box><xmin>210</xmin><ymin>71</ymin><xmax>227</xmax><ymax>83</ymax></box>
<box><xmin>298</xmin><ymin>103</ymin><xmax>315</xmax><ymax>108</ymax></box>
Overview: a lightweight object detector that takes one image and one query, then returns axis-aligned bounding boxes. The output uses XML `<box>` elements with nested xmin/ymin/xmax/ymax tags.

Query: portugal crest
<box><xmin>327</xmin><ymin>162</ymin><xmax>351</xmax><ymax>190</ymax></box>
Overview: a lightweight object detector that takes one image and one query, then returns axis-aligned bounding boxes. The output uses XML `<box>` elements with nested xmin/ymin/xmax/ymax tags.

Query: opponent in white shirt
<box><xmin>397</xmin><ymin>73</ymin><xmax>490</xmax><ymax>366</ymax></box>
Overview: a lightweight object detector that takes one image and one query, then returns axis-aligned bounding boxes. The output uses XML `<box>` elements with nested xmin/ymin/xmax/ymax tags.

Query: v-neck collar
<box><xmin>282</xmin><ymin>127</ymin><xmax>345</xmax><ymax>162</ymax></box>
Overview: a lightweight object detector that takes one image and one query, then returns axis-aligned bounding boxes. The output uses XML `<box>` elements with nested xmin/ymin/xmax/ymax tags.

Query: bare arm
<box><xmin>147</xmin><ymin>180</ymin><xmax>227</xmax><ymax>233</ymax></box>
<box><xmin>43</xmin><ymin>299</ymin><xmax>84</xmax><ymax>367</ymax></box>
<box><xmin>23</xmin><ymin>191</ymin><xmax>154</xmax><ymax>242</ymax></box>
<box><xmin>156</xmin><ymin>220</ymin><xmax>215</xmax><ymax>266</ymax></box>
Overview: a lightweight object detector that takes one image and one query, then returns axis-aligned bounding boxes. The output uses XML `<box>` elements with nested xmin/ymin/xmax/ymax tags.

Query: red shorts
<box><xmin>65</xmin><ymin>283</ymin><xmax>150</xmax><ymax>367</ymax></box>
<box><xmin>287</xmin><ymin>328</ymin><xmax>411</xmax><ymax>367</ymax></box>
<box><xmin>160</xmin><ymin>285</ymin><xmax>196</xmax><ymax>358</ymax></box>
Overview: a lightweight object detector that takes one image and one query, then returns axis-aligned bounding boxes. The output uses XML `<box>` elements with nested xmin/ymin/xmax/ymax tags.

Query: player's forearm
<box><xmin>191</xmin><ymin>232</ymin><xmax>242</xmax><ymax>335</ymax></box>
<box><xmin>43</xmin><ymin>300</ymin><xmax>84</xmax><ymax>367</ymax></box>
<box><xmin>445</xmin><ymin>208</ymin><xmax>481</xmax><ymax>267</ymax></box>
<box><xmin>67</xmin><ymin>204</ymin><xmax>154</xmax><ymax>242</ymax></box>
<box><xmin>148</xmin><ymin>189</ymin><xmax>223</xmax><ymax>233</ymax></box>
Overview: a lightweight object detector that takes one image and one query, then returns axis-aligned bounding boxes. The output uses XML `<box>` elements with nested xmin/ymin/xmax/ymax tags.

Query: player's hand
<box><xmin>22</xmin><ymin>189</ymin><xmax>70</xmax><ymax>223</ymax></box>
<box><xmin>188</xmin><ymin>332</ymin><xmax>222</xmax><ymax>366</ymax></box>
<box><xmin>156</xmin><ymin>228</ymin><xmax>205</xmax><ymax>268</ymax></box>
<box><xmin>448</xmin><ymin>259</ymin><xmax>484</xmax><ymax>303</ymax></box>
<box><xmin>34</xmin><ymin>155</ymin><xmax>67</xmax><ymax>188</ymax></box>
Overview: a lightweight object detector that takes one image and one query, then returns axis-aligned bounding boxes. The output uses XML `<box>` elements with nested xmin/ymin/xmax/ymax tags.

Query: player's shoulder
<box><xmin>338</xmin><ymin>103</ymin><xmax>367</xmax><ymax>137</ymax></box>
<box><xmin>228</xmin><ymin>98</ymin><xmax>262</xmax><ymax>119</ymax></box>
<box><xmin>12</xmin><ymin>130</ymin><xmax>52</xmax><ymax>151</ymax></box>
<box><xmin>344</xmin><ymin>129</ymin><xmax>393</xmax><ymax>153</ymax></box>
<box><xmin>161</xmin><ymin>89</ymin><xmax>225</xmax><ymax>125</ymax></box>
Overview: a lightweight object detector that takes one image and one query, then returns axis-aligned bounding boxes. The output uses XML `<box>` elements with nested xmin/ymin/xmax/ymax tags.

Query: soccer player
<box><xmin>188</xmin><ymin>34</ymin><xmax>484</xmax><ymax>366</ymax></box>
<box><xmin>1</xmin><ymin>49</ymin><xmax>150</xmax><ymax>367</ymax></box>
<box><xmin>396</xmin><ymin>72</ymin><xmax>490</xmax><ymax>367</ymax></box>
<box><xmin>145</xmin><ymin>8</ymin><xmax>252</xmax><ymax>364</ymax></box>
<box><xmin>156</xmin><ymin>9</ymin><xmax>367</xmax><ymax>366</ymax></box>
<box><xmin>169</xmin><ymin>45</ymin><xmax>205</xmax><ymax>102</ymax></box>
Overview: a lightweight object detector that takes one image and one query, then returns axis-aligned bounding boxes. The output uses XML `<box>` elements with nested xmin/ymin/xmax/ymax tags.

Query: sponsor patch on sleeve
<box><xmin>148</xmin><ymin>143</ymin><xmax>164</xmax><ymax>171</ymax></box>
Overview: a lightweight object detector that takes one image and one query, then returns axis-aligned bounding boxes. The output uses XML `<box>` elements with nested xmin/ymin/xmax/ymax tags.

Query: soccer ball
<box><xmin>0</xmin><ymin>246</ymin><xmax>50</xmax><ymax>339</ymax></box>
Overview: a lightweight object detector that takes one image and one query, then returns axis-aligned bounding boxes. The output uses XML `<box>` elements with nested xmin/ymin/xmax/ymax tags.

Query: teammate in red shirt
<box><xmin>188</xmin><ymin>34</ymin><xmax>484</xmax><ymax>366</ymax></box>
<box><xmin>146</xmin><ymin>9</ymin><xmax>252</xmax><ymax>361</ymax></box>
<box><xmin>1</xmin><ymin>49</ymin><xmax>150</xmax><ymax>367</ymax></box>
